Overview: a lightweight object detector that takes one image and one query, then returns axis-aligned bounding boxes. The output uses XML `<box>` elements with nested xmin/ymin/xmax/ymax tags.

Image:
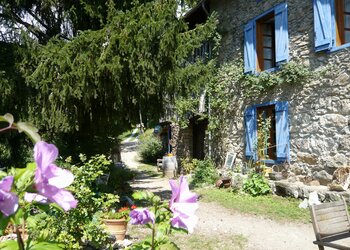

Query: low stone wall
<box><xmin>272</xmin><ymin>180</ymin><xmax>350</xmax><ymax>202</ymax></box>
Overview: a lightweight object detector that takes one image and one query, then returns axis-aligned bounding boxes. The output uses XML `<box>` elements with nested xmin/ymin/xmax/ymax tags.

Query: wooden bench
<box><xmin>310</xmin><ymin>198</ymin><xmax>350</xmax><ymax>250</ymax></box>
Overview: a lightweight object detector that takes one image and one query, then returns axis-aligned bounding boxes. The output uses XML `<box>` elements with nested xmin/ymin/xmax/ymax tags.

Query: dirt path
<box><xmin>121</xmin><ymin>142</ymin><xmax>319</xmax><ymax>250</ymax></box>
<box><xmin>130</xmin><ymin>173</ymin><xmax>317</xmax><ymax>250</ymax></box>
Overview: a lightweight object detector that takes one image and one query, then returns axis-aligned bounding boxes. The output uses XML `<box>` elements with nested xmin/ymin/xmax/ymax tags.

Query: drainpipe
<box><xmin>201</xmin><ymin>1</ymin><xmax>209</xmax><ymax>16</ymax></box>
<box><xmin>208</xmin><ymin>96</ymin><xmax>212</xmax><ymax>158</ymax></box>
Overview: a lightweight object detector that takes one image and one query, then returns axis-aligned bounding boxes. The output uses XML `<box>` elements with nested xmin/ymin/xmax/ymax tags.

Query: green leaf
<box><xmin>0</xmin><ymin>171</ymin><xmax>7</xmax><ymax>180</ymax></box>
<box><xmin>14</xmin><ymin>165</ymin><xmax>35</xmax><ymax>192</ymax></box>
<box><xmin>27</xmin><ymin>241</ymin><xmax>64</xmax><ymax>250</ymax></box>
<box><xmin>0</xmin><ymin>113</ymin><xmax>14</xmax><ymax>126</ymax></box>
<box><xmin>159</xmin><ymin>242</ymin><xmax>180</xmax><ymax>250</ymax></box>
<box><xmin>0</xmin><ymin>215</ymin><xmax>10</xmax><ymax>236</ymax></box>
<box><xmin>16</xmin><ymin>122</ymin><xmax>41</xmax><ymax>143</ymax></box>
<box><xmin>0</xmin><ymin>240</ymin><xmax>18</xmax><ymax>249</ymax></box>
<box><xmin>11</xmin><ymin>208</ymin><xmax>23</xmax><ymax>225</ymax></box>
<box><xmin>132</xmin><ymin>191</ymin><xmax>154</xmax><ymax>201</ymax></box>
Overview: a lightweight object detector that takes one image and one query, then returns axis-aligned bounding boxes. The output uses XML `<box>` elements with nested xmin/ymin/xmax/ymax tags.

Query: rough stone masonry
<box><xmin>208</xmin><ymin>0</ymin><xmax>350</xmax><ymax>184</ymax></box>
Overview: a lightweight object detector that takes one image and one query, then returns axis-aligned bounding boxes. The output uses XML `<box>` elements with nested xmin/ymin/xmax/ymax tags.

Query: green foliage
<box><xmin>197</xmin><ymin>188</ymin><xmax>310</xmax><ymax>223</ymax></box>
<box><xmin>19</xmin><ymin>0</ymin><xmax>218</xmax><ymax>139</ymax></box>
<box><xmin>256</xmin><ymin>113</ymin><xmax>271</xmax><ymax>162</ymax></box>
<box><xmin>243</xmin><ymin>62</ymin><xmax>317</xmax><ymax>97</ymax></box>
<box><xmin>208</xmin><ymin>60</ymin><xmax>318</xmax><ymax>132</ymax></box>
<box><xmin>180</xmin><ymin>158</ymin><xmax>196</xmax><ymax>174</ymax></box>
<box><xmin>131</xmin><ymin>191</ymin><xmax>180</xmax><ymax>250</ymax></box>
<box><xmin>28</xmin><ymin>154</ymin><xmax>116</xmax><ymax>249</ymax></box>
<box><xmin>191</xmin><ymin>158</ymin><xmax>219</xmax><ymax>187</ymax></box>
<box><xmin>139</xmin><ymin>134</ymin><xmax>164</xmax><ymax>164</ymax></box>
<box><xmin>242</xmin><ymin>173</ymin><xmax>271</xmax><ymax>197</ymax></box>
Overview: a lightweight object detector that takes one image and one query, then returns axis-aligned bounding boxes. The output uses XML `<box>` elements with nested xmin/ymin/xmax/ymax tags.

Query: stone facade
<box><xmin>208</xmin><ymin>0</ymin><xmax>350</xmax><ymax>180</ymax></box>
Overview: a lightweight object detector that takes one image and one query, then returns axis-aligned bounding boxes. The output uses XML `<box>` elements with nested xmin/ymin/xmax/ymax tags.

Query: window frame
<box><xmin>314</xmin><ymin>0</ymin><xmax>350</xmax><ymax>52</ymax></box>
<box><xmin>243</xmin><ymin>3</ymin><xmax>289</xmax><ymax>74</ymax></box>
<box><xmin>244</xmin><ymin>101</ymin><xmax>290</xmax><ymax>164</ymax></box>
<box><xmin>256</xmin><ymin>13</ymin><xmax>276</xmax><ymax>72</ymax></box>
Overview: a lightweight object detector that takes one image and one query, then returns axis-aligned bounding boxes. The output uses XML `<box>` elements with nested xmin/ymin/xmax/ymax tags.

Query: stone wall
<box><xmin>209</xmin><ymin>0</ymin><xmax>350</xmax><ymax>180</ymax></box>
<box><xmin>174</xmin><ymin>124</ymin><xmax>193</xmax><ymax>162</ymax></box>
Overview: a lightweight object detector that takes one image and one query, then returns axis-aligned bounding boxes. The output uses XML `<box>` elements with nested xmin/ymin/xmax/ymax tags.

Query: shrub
<box><xmin>139</xmin><ymin>133</ymin><xmax>163</xmax><ymax>163</ymax></box>
<box><xmin>181</xmin><ymin>157</ymin><xmax>196</xmax><ymax>174</ymax></box>
<box><xmin>243</xmin><ymin>173</ymin><xmax>271</xmax><ymax>197</ymax></box>
<box><xmin>191</xmin><ymin>158</ymin><xmax>219</xmax><ymax>187</ymax></box>
<box><xmin>28</xmin><ymin>154</ymin><xmax>117</xmax><ymax>249</ymax></box>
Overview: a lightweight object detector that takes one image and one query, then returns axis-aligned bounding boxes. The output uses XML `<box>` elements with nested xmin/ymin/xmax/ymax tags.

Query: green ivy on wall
<box><xmin>207</xmin><ymin>59</ymin><xmax>319</xmax><ymax>135</ymax></box>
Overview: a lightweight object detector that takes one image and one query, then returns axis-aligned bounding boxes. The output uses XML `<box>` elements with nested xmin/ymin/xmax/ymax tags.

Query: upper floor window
<box><xmin>335</xmin><ymin>0</ymin><xmax>350</xmax><ymax>45</ymax></box>
<box><xmin>244</xmin><ymin>3</ymin><xmax>289</xmax><ymax>74</ymax></box>
<box><xmin>257</xmin><ymin>14</ymin><xmax>276</xmax><ymax>71</ymax></box>
<box><xmin>314</xmin><ymin>0</ymin><xmax>350</xmax><ymax>51</ymax></box>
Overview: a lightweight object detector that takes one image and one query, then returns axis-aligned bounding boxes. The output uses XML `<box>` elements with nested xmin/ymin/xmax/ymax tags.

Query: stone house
<box><xmin>177</xmin><ymin>0</ymin><xmax>350</xmax><ymax>184</ymax></box>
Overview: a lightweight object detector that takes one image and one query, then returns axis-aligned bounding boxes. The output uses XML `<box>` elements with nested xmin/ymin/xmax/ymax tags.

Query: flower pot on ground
<box><xmin>102</xmin><ymin>218</ymin><xmax>128</xmax><ymax>241</ymax></box>
<box><xmin>101</xmin><ymin>205</ymin><xmax>136</xmax><ymax>241</ymax></box>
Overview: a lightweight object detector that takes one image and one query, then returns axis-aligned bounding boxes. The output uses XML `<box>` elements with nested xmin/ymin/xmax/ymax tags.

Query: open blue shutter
<box><xmin>244</xmin><ymin>21</ymin><xmax>256</xmax><ymax>74</ymax></box>
<box><xmin>275</xmin><ymin>3</ymin><xmax>289</xmax><ymax>64</ymax></box>
<box><xmin>275</xmin><ymin>101</ymin><xmax>290</xmax><ymax>162</ymax></box>
<box><xmin>314</xmin><ymin>0</ymin><xmax>334</xmax><ymax>51</ymax></box>
<box><xmin>244</xmin><ymin>106</ymin><xmax>257</xmax><ymax>160</ymax></box>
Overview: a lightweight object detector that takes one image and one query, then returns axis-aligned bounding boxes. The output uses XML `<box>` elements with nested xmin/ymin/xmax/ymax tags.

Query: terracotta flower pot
<box><xmin>103</xmin><ymin>218</ymin><xmax>128</xmax><ymax>241</ymax></box>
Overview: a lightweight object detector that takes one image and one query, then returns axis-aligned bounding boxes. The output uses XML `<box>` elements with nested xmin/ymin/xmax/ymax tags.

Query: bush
<box><xmin>28</xmin><ymin>154</ymin><xmax>117</xmax><ymax>249</ymax></box>
<box><xmin>139</xmin><ymin>133</ymin><xmax>163</xmax><ymax>163</ymax></box>
<box><xmin>243</xmin><ymin>173</ymin><xmax>271</xmax><ymax>197</ymax></box>
<box><xmin>181</xmin><ymin>158</ymin><xmax>196</xmax><ymax>174</ymax></box>
<box><xmin>191</xmin><ymin>158</ymin><xmax>219</xmax><ymax>187</ymax></box>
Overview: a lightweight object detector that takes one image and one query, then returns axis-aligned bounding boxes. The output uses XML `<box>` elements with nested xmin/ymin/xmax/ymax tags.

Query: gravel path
<box><xmin>130</xmin><ymin>173</ymin><xmax>317</xmax><ymax>250</ymax></box>
<box><xmin>121</xmin><ymin>141</ymin><xmax>321</xmax><ymax>250</ymax></box>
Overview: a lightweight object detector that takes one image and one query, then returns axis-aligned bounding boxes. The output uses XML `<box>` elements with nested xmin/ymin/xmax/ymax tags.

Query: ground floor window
<box><xmin>244</xmin><ymin>101</ymin><xmax>289</xmax><ymax>163</ymax></box>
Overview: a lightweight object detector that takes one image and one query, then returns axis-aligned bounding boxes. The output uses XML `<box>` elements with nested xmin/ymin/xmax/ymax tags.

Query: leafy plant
<box><xmin>243</xmin><ymin>173</ymin><xmax>271</xmax><ymax>197</ymax></box>
<box><xmin>181</xmin><ymin>158</ymin><xmax>196</xmax><ymax>174</ymax></box>
<box><xmin>191</xmin><ymin>158</ymin><xmax>219</xmax><ymax>187</ymax></box>
<box><xmin>139</xmin><ymin>133</ymin><xmax>164</xmax><ymax>164</ymax></box>
<box><xmin>28</xmin><ymin>155</ymin><xmax>116</xmax><ymax>249</ymax></box>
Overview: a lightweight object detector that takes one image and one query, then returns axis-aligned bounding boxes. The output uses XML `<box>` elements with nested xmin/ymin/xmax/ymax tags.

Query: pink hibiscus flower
<box><xmin>0</xmin><ymin>176</ymin><xmax>18</xmax><ymax>217</ymax></box>
<box><xmin>25</xmin><ymin>141</ymin><xmax>77</xmax><ymax>211</ymax></box>
<box><xmin>169</xmin><ymin>176</ymin><xmax>198</xmax><ymax>233</ymax></box>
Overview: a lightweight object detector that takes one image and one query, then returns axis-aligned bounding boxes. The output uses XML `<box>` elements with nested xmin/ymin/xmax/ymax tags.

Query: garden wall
<box><xmin>209</xmin><ymin>0</ymin><xmax>350</xmax><ymax>181</ymax></box>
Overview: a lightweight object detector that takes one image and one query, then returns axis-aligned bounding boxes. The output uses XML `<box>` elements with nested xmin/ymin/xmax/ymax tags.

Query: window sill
<box><xmin>254</xmin><ymin>66</ymin><xmax>280</xmax><ymax>75</ymax></box>
<box><xmin>330</xmin><ymin>43</ymin><xmax>350</xmax><ymax>52</ymax></box>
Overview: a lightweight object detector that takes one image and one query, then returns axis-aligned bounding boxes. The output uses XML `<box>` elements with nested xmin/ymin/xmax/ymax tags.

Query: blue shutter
<box><xmin>275</xmin><ymin>3</ymin><xmax>289</xmax><ymax>64</ymax></box>
<box><xmin>244</xmin><ymin>106</ymin><xmax>257</xmax><ymax>160</ymax></box>
<box><xmin>275</xmin><ymin>101</ymin><xmax>290</xmax><ymax>162</ymax></box>
<box><xmin>314</xmin><ymin>0</ymin><xmax>334</xmax><ymax>51</ymax></box>
<box><xmin>244</xmin><ymin>21</ymin><xmax>256</xmax><ymax>74</ymax></box>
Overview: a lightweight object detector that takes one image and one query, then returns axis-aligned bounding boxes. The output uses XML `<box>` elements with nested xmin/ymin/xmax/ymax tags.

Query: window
<box><xmin>256</xmin><ymin>14</ymin><xmax>276</xmax><ymax>71</ymax></box>
<box><xmin>244</xmin><ymin>101</ymin><xmax>290</xmax><ymax>163</ymax></box>
<box><xmin>335</xmin><ymin>0</ymin><xmax>350</xmax><ymax>45</ymax></box>
<box><xmin>244</xmin><ymin>3</ymin><xmax>289</xmax><ymax>74</ymax></box>
<box><xmin>314</xmin><ymin>0</ymin><xmax>350</xmax><ymax>51</ymax></box>
<box><xmin>257</xmin><ymin>105</ymin><xmax>276</xmax><ymax>160</ymax></box>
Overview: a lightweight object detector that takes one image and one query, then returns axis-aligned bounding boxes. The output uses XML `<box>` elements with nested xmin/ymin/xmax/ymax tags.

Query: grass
<box><xmin>118</xmin><ymin>128</ymin><xmax>139</xmax><ymax>142</ymax></box>
<box><xmin>196</xmin><ymin>187</ymin><xmax>311</xmax><ymax>223</ymax></box>
<box><xmin>171</xmin><ymin>233</ymin><xmax>247</xmax><ymax>250</ymax></box>
<box><xmin>128</xmin><ymin>226</ymin><xmax>247</xmax><ymax>250</ymax></box>
<box><xmin>137</xmin><ymin>164</ymin><xmax>161</xmax><ymax>177</ymax></box>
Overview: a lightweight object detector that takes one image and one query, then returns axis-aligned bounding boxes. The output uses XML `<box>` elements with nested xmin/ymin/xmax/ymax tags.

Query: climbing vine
<box><xmin>207</xmin><ymin>60</ymin><xmax>320</xmax><ymax>133</ymax></box>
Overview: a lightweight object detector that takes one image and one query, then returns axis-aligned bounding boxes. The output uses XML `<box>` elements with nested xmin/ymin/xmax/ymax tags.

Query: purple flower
<box><xmin>169</xmin><ymin>176</ymin><xmax>198</xmax><ymax>233</ymax></box>
<box><xmin>25</xmin><ymin>141</ymin><xmax>78</xmax><ymax>211</ymax></box>
<box><xmin>0</xmin><ymin>176</ymin><xmax>18</xmax><ymax>217</ymax></box>
<box><xmin>130</xmin><ymin>208</ymin><xmax>155</xmax><ymax>225</ymax></box>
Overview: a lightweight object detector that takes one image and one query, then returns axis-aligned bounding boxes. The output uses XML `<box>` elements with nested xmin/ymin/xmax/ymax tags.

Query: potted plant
<box><xmin>100</xmin><ymin>194</ymin><xmax>136</xmax><ymax>241</ymax></box>
<box><xmin>102</xmin><ymin>206</ymin><xmax>136</xmax><ymax>241</ymax></box>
